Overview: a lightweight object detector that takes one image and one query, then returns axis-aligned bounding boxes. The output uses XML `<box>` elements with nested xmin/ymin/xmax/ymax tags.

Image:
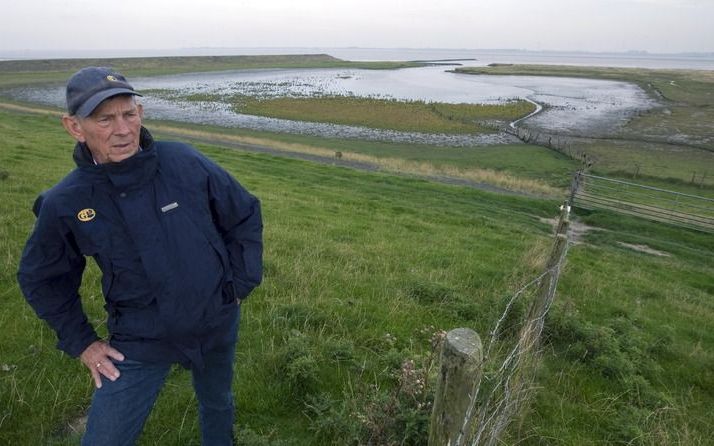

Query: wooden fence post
<box><xmin>522</xmin><ymin>202</ymin><xmax>570</xmax><ymax>339</ymax></box>
<box><xmin>429</xmin><ymin>328</ymin><xmax>483</xmax><ymax>446</ymax></box>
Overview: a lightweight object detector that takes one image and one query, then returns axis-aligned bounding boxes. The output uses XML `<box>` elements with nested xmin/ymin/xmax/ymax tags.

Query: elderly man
<box><xmin>17</xmin><ymin>67</ymin><xmax>263</xmax><ymax>445</ymax></box>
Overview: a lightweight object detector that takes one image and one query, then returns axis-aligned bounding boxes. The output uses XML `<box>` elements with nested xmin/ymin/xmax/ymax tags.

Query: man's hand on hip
<box><xmin>80</xmin><ymin>341</ymin><xmax>125</xmax><ymax>388</ymax></box>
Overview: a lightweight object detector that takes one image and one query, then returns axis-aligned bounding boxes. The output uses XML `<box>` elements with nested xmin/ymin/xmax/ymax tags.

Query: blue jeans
<box><xmin>81</xmin><ymin>313</ymin><xmax>239</xmax><ymax>446</ymax></box>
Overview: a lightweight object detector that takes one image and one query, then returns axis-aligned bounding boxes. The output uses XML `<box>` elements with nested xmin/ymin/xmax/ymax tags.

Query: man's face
<box><xmin>63</xmin><ymin>95</ymin><xmax>143</xmax><ymax>164</ymax></box>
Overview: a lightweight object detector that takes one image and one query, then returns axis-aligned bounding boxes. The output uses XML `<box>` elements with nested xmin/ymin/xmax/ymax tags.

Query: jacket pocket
<box><xmin>160</xmin><ymin>204</ymin><xmax>226</xmax><ymax>300</ymax></box>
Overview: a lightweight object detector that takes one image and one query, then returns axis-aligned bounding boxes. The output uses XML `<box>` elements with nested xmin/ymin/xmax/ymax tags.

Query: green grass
<box><xmin>0</xmin><ymin>99</ymin><xmax>577</xmax><ymax>195</ymax></box>
<box><xmin>1</xmin><ymin>109</ymin><xmax>713</xmax><ymax>444</ymax></box>
<box><xmin>145</xmin><ymin>118</ymin><xmax>577</xmax><ymax>189</ymax></box>
<box><xmin>582</xmin><ymin>139</ymin><xmax>714</xmax><ymax>191</ymax></box>
<box><xmin>228</xmin><ymin>95</ymin><xmax>534</xmax><ymax>135</ymax></box>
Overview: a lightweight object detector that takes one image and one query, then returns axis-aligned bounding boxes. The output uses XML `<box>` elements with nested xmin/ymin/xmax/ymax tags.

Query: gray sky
<box><xmin>1</xmin><ymin>0</ymin><xmax>712</xmax><ymax>54</ymax></box>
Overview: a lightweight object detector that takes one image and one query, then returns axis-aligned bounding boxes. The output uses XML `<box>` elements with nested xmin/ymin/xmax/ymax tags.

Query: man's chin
<box><xmin>108</xmin><ymin>148</ymin><xmax>139</xmax><ymax>163</ymax></box>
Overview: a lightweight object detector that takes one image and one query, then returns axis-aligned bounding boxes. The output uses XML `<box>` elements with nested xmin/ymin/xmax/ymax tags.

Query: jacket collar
<box><xmin>73</xmin><ymin>127</ymin><xmax>158</xmax><ymax>190</ymax></box>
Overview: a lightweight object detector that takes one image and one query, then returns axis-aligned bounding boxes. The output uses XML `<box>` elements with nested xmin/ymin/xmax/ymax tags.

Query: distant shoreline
<box><xmin>2</xmin><ymin>47</ymin><xmax>713</xmax><ymax>70</ymax></box>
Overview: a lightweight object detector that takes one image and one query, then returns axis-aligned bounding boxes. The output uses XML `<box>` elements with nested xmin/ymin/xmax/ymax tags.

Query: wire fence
<box><xmin>573</xmin><ymin>173</ymin><xmax>714</xmax><ymax>233</ymax></box>
<box><xmin>453</xmin><ymin>201</ymin><xmax>572</xmax><ymax>446</ymax></box>
<box><xmin>446</xmin><ymin>165</ymin><xmax>586</xmax><ymax>446</ymax></box>
<box><xmin>436</xmin><ymin>166</ymin><xmax>712</xmax><ymax>445</ymax></box>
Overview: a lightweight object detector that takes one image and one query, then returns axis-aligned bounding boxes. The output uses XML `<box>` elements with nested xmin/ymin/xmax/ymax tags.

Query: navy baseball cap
<box><xmin>66</xmin><ymin>67</ymin><xmax>142</xmax><ymax>117</ymax></box>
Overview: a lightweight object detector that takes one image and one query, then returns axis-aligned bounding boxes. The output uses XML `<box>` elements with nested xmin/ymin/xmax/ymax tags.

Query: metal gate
<box><xmin>571</xmin><ymin>173</ymin><xmax>714</xmax><ymax>233</ymax></box>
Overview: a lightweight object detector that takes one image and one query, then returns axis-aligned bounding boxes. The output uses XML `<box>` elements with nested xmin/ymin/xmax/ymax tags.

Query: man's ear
<box><xmin>61</xmin><ymin>115</ymin><xmax>86</xmax><ymax>142</ymax></box>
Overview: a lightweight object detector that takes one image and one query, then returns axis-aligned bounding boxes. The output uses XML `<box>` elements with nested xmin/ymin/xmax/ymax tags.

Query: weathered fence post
<box><xmin>429</xmin><ymin>328</ymin><xmax>483</xmax><ymax>446</ymax></box>
<box><xmin>525</xmin><ymin>204</ymin><xmax>569</xmax><ymax>322</ymax></box>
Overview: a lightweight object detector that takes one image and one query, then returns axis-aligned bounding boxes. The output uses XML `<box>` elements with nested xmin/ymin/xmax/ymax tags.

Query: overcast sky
<box><xmin>1</xmin><ymin>0</ymin><xmax>712</xmax><ymax>54</ymax></box>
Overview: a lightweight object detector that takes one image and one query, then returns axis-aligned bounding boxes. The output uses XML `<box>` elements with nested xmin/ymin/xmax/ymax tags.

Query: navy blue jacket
<box><xmin>17</xmin><ymin>128</ymin><xmax>262</xmax><ymax>368</ymax></box>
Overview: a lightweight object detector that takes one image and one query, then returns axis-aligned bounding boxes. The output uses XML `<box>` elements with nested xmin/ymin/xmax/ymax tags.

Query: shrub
<box><xmin>304</xmin><ymin>329</ymin><xmax>443</xmax><ymax>445</ymax></box>
<box><xmin>544</xmin><ymin>308</ymin><xmax>669</xmax><ymax>406</ymax></box>
<box><xmin>276</xmin><ymin>331</ymin><xmax>321</xmax><ymax>401</ymax></box>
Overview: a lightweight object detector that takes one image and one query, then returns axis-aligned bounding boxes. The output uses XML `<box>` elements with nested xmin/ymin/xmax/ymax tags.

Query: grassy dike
<box><xmin>1</xmin><ymin>109</ymin><xmax>713</xmax><ymax>445</ymax></box>
<box><xmin>0</xmin><ymin>54</ymin><xmax>423</xmax><ymax>88</ymax></box>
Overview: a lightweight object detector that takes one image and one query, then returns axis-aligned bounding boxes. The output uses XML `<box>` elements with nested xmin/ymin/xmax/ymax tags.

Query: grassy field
<box><xmin>149</xmin><ymin>121</ymin><xmax>567</xmax><ymax>196</ymax></box>
<box><xmin>1</xmin><ymin>106</ymin><xmax>713</xmax><ymax>445</ymax></box>
<box><xmin>150</xmin><ymin>118</ymin><xmax>571</xmax><ymax>182</ymax></box>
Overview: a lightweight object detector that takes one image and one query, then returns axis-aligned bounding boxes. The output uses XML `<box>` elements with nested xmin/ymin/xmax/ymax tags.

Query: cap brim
<box><xmin>75</xmin><ymin>88</ymin><xmax>143</xmax><ymax>118</ymax></box>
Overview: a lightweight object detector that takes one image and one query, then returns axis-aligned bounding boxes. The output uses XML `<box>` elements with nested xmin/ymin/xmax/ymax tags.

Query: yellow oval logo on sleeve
<box><xmin>77</xmin><ymin>208</ymin><xmax>96</xmax><ymax>222</ymax></box>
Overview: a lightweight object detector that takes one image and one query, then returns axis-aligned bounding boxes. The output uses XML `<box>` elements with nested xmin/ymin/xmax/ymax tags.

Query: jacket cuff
<box><xmin>60</xmin><ymin>327</ymin><xmax>100</xmax><ymax>358</ymax></box>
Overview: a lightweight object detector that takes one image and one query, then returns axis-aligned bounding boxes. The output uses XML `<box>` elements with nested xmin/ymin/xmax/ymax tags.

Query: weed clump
<box><xmin>546</xmin><ymin>310</ymin><xmax>670</xmax><ymax>383</ymax></box>
<box><xmin>305</xmin><ymin>359</ymin><xmax>434</xmax><ymax>446</ymax></box>
<box><xmin>301</xmin><ymin>328</ymin><xmax>444</xmax><ymax>445</ymax></box>
<box><xmin>276</xmin><ymin>331</ymin><xmax>321</xmax><ymax>401</ymax></box>
<box><xmin>544</xmin><ymin>306</ymin><xmax>676</xmax><ymax>442</ymax></box>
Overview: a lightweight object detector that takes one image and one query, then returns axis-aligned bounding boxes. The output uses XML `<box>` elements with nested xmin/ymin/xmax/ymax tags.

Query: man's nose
<box><xmin>113</xmin><ymin>117</ymin><xmax>131</xmax><ymax>134</ymax></box>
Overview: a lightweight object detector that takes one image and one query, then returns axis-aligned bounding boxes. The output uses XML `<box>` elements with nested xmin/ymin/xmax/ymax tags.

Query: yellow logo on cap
<box><xmin>77</xmin><ymin>208</ymin><xmax>96</xmax><ymax>222</ymax></box>
<box><xmin>106</xmin><ymin>75</ymin><xmax>119</xmax><ymax>82</ymax></box>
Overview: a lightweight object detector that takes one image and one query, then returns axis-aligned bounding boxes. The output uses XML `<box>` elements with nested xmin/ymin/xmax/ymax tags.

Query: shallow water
<box><xmin>6</xmin><ymin>66</ymin><xmax>655</xmax><ymax>145</ymax></box>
